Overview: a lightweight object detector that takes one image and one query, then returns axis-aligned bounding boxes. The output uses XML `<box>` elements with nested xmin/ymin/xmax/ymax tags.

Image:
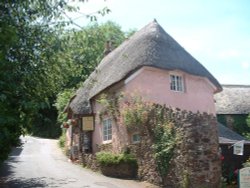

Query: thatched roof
<box><xmin>69</xmin><ymin>20</ymin><xmax>222</xmax><ymax>115</ymax></box>
<box><xmin>218</xmin><ymin>123</ymin><xmax>250</xmax><ymax>144</ymax></box>
<box><xmin>215</xmin><ymin>85</ymin><xmax>250</xmax><ymax>114</ymax></box>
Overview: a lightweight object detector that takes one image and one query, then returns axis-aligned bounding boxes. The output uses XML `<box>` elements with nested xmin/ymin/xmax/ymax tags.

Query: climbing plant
<box><xmin>120</xmin><ymin>95</ymin><xmax>179</xmax><ymax>177</ymax></box>
<box><xmin>96</xmin><ymin>93</ymin><xmax>179</xmax><ymax>177</ymax></box>
<box><xmin>96</xmin><ymin>93</ymin><xmax>123</xmax><ymax>121</ymax></box>
<box><xmin>153</xmin><ymin>120</ymin><xmax>177</xmax><ymax>176</ymax></box>
<box><xmin>121</xmin><ymin>95</ymin><xmax>153</xmax><ymax>131</ymax></box>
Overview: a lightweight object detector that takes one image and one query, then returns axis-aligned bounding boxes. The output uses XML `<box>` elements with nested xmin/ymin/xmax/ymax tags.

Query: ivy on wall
<box><xmin>121</xmin><ymin>98</ymin><xmax>179</xmax><ymax>176</ymax></box>
<box><xmin>96</xmin><ymin>93</ymin><xmax>122</xmax><ymax>122</ymax></box>
<box><xmin>96</xmin><ymin>93</ymin><xmax>179</xmax><ymax>177</ymax></box>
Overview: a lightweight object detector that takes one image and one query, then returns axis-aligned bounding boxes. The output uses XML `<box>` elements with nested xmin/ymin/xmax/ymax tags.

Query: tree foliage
<box><xmin>54</xmin><ymin>89</ymin><xmax>75</xmax><ymax>124</ymax></box>
<box><xmin>0</xmin><ymin>0</ymin><xmax>131</xmax><ymax>163</ymax></box>
<box><xmin>54</xmin><ymin>22</ymin><xmax>131</xmax><ymax>124</ymax></box>
<box><xmin>243</xmin><ymin>114</ymin><xmax>250</xmax><ymax>140</ymax></box>
<box><xmin>247</xmin><ymin>114</ymin><xmax>250</xmax><ymax>127</ymax></box>
<box><xmin>57</xmin><ymin>21</ymin><xmax>132</xmax><ymax>88</ymax></box>
<box><xmin>0</xmin><ymin>0</ymin><xmax>73</xmax><ymax>162</ymax></box>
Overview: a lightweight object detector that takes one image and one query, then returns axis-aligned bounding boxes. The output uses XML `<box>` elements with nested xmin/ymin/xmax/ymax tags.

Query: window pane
<box><xmin>108</xmin><ymin>129</ymin><xmax>111</xmax><ymax>135</ymax></box>
<box><xmin>170</xmin><ymin>75</ymin><xmax>175</xmax><ymax>90</ymax></box>
<box><xmin>170</xmin><ymin>75</ymin><xmax>183</xmax><ymax>92</ymax></box>
<box><xmin>108</xmin><ymin>134</ymin><xmax>112</xmax><ymax>140</ymax></box>
<box><xmin>103</xmin><ymin>119</ymin><xmax>112</xmax><ymax>141</ymax></box>
<box><xmin>132</xmin><ymin>134</ymin><xmax>140</xmax><ymax>143</ymax></box>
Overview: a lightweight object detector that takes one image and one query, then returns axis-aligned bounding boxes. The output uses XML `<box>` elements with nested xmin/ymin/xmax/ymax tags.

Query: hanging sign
<box><xmin>233</xmin><ymin>140</ymin><xmax>244</xmax><ymax>155</ymax></box>
<box><xmin>239</xmin><ymin>167</ymin><xmax>250</xmax><ymax>188</ymax></box>
<box><xmin>82</xmin><ymin>116</ymin><xmax>94</xmax><ymax>131</ymax></box>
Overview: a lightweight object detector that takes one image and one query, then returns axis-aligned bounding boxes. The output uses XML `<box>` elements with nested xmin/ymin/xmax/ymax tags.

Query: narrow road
<box><xmin>0</xmin><ymin>136</ymin><xmax>157</xmax><ymax>188</ymax></box>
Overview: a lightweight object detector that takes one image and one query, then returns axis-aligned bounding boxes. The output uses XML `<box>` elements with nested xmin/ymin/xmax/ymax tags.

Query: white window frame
<box><xmin>103</xmin><ymin>118</ymin><xmax>112</xmax><ymax>142</ymax></box>
<box><xmin>170</xmin><ymin>74</ymin><xmax>184</xmax><ymax>92</ymax></box>
<box><xmin>132</xmin><ymin>133</ymin><xmax>141</xmax><ymax>143</ymax></box>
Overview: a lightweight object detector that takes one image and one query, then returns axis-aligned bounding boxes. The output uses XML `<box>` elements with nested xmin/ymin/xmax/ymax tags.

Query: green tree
<box><xmin>244</xmin><ymin>114</ymin><xmax>250</xmax><ymax>140</ymax></box>
<box><xmin>0</xmin><ymin>0</ymin><xmax>111</xmax><ymax>162</ymax></box>
<box><xmin>0</xmin><ymin>0</ymin><xmax>129</xmax><ymax>163</ymax></box>
<box><xmin>247</xmin><ymin>114</ymin><xmax>250</xmax><ymax>126</ymax></box>
<box><xmin>56</xmin><ymin>21</ymin><xmax>132</xmax><ymax>89</ymax></box>
<box><xmin>54</xmin><ymin>89</ymin><xmax>76</xmax><ymax>124</ymax></box>
<box><xmin>54</xmin><ymin>21</ymin><xmax>133</xmax><ymax>125</ymax></box>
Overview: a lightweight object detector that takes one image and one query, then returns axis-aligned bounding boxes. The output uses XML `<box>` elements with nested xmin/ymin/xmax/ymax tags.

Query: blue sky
<box><xmin>69</xmin><ymin>0</ymin><xmax>250</xmax><ymax>85</ymax></box>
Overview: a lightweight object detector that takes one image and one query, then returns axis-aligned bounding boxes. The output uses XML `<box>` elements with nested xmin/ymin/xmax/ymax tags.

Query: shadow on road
<box><xmin>0</xmin><ymin>143</ymin><xmax>24</xmax><ymax>175</ymax></box>
<box><xmin>0</xmin><ymin>142</ymin><xmax>49</xmax><ymax>187</ymax></box>
<box><xmin>0</xmin><ymin>177</ymin><xmax>49</xmax><ymax>188</ymax></box>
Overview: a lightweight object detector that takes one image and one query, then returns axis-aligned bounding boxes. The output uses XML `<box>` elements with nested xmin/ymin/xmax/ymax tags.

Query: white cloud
<box><xmin>216</xmin><ymin>71</ymin><xmax>250</xmax><ymax>85</ymax></box>
<box><xmin>218</xmin><ymin>49</ymin><xmax>240</xmax><ymax>59</ymax></box>
<box><xmin>177</xmin><ymin>36</ymin><xmax>204</xmax><ymax>52</ymax></box>
<box><xmin>241</xmin><ymin>61</ymin><xmax>250</xmax><ymax>69</ymax></box>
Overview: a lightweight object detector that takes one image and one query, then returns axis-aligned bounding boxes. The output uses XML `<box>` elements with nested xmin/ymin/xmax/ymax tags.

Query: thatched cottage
<box><xmin>215</xmin><ymin>85</ymin><xmax>250</xmax><ymax>179</ymax></box>
<box><xmin>66</xmin><ymin>20</ymin><xmax>221</xmax><ymax>151</ymax></box>
<box><xmin>64</xmin><ymin>20</ymin><xmax>222</xmax><ymax>186</ymax></box>
<box><xmin>215</xmin><ymin>85</ymin><xmax>250</xmax><ymax>145</ymax></box>
<box><xmin>218</xmin><ymin>122</ymin><xmax>250</xmax><ymax>170</ymax></box>
<box><xmin>215</xmin><ymin>85</ymin><xmax>250</xmax><ymax>130</ymax></box>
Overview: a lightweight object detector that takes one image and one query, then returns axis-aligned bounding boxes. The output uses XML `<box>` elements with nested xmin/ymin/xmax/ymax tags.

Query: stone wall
<box><xmin>81</xmin><ymin>154</ymin><xmax>99</xmax><ymax>171</ymax></box>
<box><xmin>126</xmin><ymin>109</ymin><xmax>221</xmax><ymax>187</ymax></box>
<box><xmin>128</xmin><ymin>140</ymin><xmax>162</xmax><ymax>185</ymax></box>
<box><xmin>81</xmin><ymin>107</ymin><xmax>221</xmax><ymax>187</ymax></box>
<box><xmin>164</xmin><ymin>111</ymin><xmax>221</xmax><ymax>188</ymax></box>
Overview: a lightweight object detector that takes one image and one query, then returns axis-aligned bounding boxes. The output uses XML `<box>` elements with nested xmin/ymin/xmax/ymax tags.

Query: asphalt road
<box><xmin>0</xmin><ymin>136</ymin><xmax>157</xmax><ymax>188</ymax></box>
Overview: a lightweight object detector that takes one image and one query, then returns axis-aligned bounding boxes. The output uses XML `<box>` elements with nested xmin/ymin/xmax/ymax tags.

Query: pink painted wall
<box><xmin>123</xmin><ymin>66</ymin><xmax>216</xmax><ymax>114</ymax></box>
<box><xmin>92</xmin><ymin>93</ymin><xmax>130</xmax><ymax>153</ymax></box>
<box><xmin>91</xmin><ymin>101</ymin><xmax>103</xmax><ymax>153</ymax></box>
<box><xmin>91</xmin><ymin>66</ymin><xmax>217</xmax><ymax>153</ymax></box>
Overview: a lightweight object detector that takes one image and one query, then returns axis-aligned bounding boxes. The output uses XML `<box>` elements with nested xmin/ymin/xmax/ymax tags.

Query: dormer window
<box><xmin>170</xmin><ymin>74</ymin><xmax>184</xmax><ymax>92</ymax></box>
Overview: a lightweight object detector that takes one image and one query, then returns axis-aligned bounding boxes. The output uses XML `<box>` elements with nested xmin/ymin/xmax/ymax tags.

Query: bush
<box><xmin>96</xmin><ymin>151</ymin><xmax>137</xmax><ymax>166</ymax></box>
<box><xmin>243</xmin><ymin>157</ymin><xmax>250</xmax><ymax>167</ymax></box>
<box><xmin>58</xmin><ymin>130</ymin><xmax>66</xmax><ymax>149</ymax></box>
<box><xmin>96</xmin><ymin>151</ymin><xmax>138</xmax><ymax>179</ymax></box>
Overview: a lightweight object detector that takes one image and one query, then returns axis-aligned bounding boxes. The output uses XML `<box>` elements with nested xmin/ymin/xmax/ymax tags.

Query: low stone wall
<box><xmin>98</xmin><ymin>143</ymin><xmax>113</xmax><ymax>152</ymax></box>
<box><xmin>81</xmin><ymin>143</ymin><xmax>114</xmax><ymax>172</ymax></box>
<box><xmin>100</xmin><ymin>163</ymin><xmax>137</xmax><ymax>179</ymax></box>
<box><xmin>81</xmin><ymin>154</ymin><xmax>99</xmax><ymax>172</ymax></box>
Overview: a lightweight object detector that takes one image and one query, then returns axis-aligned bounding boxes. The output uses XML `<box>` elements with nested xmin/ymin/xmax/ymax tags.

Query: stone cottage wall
<box><xmin>127</xmin><ymin>109</ymin><xmax>221</xmax><ymax>187</ymax></box>
<box><xmin>81</xmin><ymin>107</ymin><xmax>221</xmax><ymax>187</ymax></box>
<box><xmin>81</xmin><ymin>153</ymin><xmax>100</xmax><ymax>171</ymax></box>
<box><xmin>128</xmin><ymin>139</ymin><xmax>162</xmax><ymax>185</ymax></box>
<box><xmin>164</xmin><ymin>111</ymin><xmax>221</xmax><ymax>188</ymax></box>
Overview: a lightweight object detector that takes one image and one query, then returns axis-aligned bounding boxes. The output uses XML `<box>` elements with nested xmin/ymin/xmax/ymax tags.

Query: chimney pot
<box><xmin>104</xmin><ymin>40</ymin><xmax>112</xmax><ymax>56</ymax></box>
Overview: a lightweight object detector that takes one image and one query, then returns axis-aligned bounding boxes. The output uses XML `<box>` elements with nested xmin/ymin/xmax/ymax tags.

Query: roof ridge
<box><xmin>70</xmin><ymin>20</ymin><xmax>222</xmax><ymax>115</ymax></box>
<box><xmin>222</xmin><ymin>84</ymin><xmax>250</xmax><ymax>88</ymax></box>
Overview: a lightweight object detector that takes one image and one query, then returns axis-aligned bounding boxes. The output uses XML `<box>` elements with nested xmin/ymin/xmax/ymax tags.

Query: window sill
<box><xmin>103</xmin><ymin>140</ymin><xmax>112</xmax><ymax>144</ymax></box>
<box><xmin>170</xmin><ymin>90</ymin><xmax>185</xmax><ymax>93</ymax></box>
<box><xmin>132</xmin><ymin>141</ymin><xmax>140</xmax><ymax>144</ymax></box>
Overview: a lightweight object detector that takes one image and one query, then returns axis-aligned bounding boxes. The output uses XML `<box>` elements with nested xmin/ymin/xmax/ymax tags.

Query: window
<box><xmin>170</xmin><ymin>75</ymin><xmax>184</xmax><ymax>92</ymax></box>
<box><xmin>103</xmin><ymin>119</ymin><xmax>112</xmax><ymax>141</ymax></box>
<box><xmin>132</xmin><ymin>133</ymin><xmax>141</xmax><ymax>143</ymax></box>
